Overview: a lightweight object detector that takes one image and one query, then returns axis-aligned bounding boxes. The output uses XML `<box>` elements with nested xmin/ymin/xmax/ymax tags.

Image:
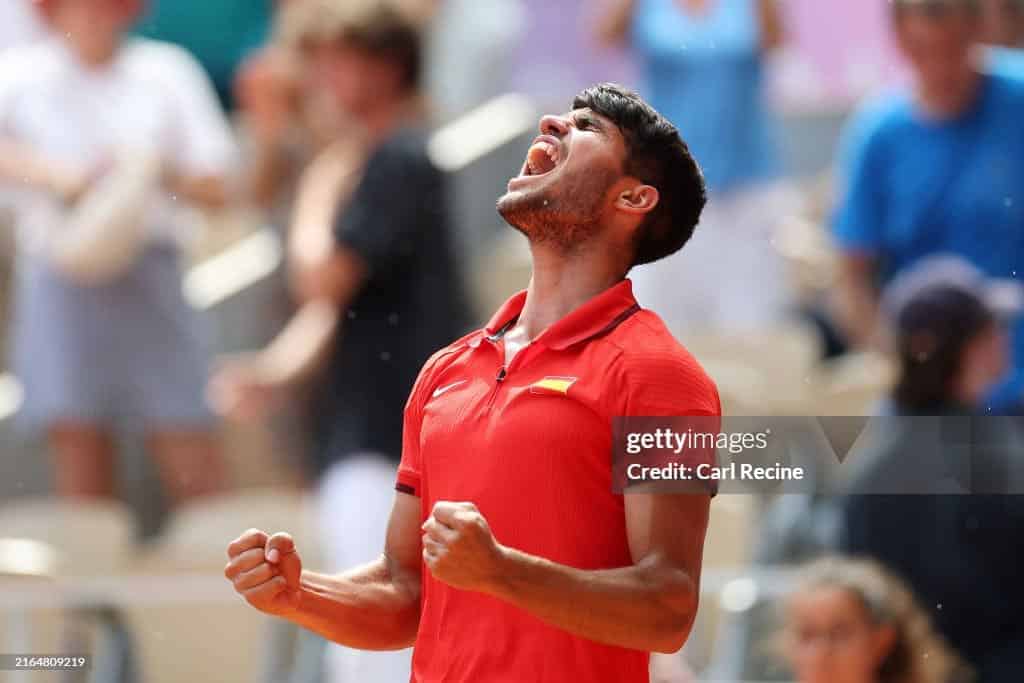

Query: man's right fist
<box><xmin>225</xmin><ymin>528</ymin><xmax>303</xmax><ymax>617</ymax></box>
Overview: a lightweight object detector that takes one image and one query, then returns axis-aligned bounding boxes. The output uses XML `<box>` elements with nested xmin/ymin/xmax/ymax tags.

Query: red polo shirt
<box><xmin>396</xmin><ymin>279</ymin><xmax>720</xmax><ymax>683</ymax></box>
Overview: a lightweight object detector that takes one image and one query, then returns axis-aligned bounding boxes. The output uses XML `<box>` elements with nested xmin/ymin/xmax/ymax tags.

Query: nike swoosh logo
<box><xmin>432</xmin><ymin>380</ymin><xmax>467</xmax><ymax>399</ymax></box>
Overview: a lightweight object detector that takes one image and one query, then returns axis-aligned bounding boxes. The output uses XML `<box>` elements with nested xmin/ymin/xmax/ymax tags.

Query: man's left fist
<box><xmin>422</xmin><ymin>501</ymin><xmax>506</xmax><ymax>592</ymax></box>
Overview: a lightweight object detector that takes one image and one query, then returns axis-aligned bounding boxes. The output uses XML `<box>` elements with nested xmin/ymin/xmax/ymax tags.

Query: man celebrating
<box><xmin>225</xmin><ymin>83</ymin><xmax>719</xmax><ymax>682</ymax></box>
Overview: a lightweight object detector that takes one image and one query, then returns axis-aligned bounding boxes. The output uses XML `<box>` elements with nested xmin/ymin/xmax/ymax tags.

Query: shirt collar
<box><xmin>472</xmin><ymin>279</ymin><xmax>640</xmax><ymax>351</ymax></box>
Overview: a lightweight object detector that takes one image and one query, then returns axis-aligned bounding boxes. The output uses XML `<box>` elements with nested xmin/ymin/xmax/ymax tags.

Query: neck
<box><xmin>916</xmin><ymin>64</ymin><xmax>982</xmax><ymax>119</ymax></box>
<box><xmin>65</xmin><ymin>36</ymin><xmax>121</xmax><ymax>68</ymax></box>
<box><xmin>516</xmin><ymin>241</ymin><xmax>627</xmax><ymax>340</ymax></box>
<box><xmin>358</xmin><ymin>96</ymin><xmax>415</xmax><ymax>145</ymax></box>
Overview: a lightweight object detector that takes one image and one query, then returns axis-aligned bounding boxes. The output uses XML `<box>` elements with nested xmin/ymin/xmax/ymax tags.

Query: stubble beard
<box><xmin>496</xmin><ymin>168</ymin><xmax>616</xmax><ymax>254</ymax></box>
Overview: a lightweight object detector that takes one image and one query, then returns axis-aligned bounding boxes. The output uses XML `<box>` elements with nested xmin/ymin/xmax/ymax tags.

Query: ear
<box><xmin>614</xmin><ymin>183</ymin><xmax>659</xmax><ymax>217</ymax></box>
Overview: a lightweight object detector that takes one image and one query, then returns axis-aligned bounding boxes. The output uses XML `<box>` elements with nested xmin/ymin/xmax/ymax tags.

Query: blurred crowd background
<box><xmin>0</xmin><ymin>0</ymin><xmax>1023</xmax><ymax>682</ymax></box>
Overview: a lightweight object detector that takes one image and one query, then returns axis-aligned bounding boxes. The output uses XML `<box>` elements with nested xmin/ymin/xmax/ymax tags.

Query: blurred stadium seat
<box><xmin>684</xmin><ymin>495</ymin><xmax>761</xmax><ymax>672</ymax></box>
<box><xmin>124</xmin><ymin>488</ymin><xmax>319</xmax><ymax>683</ymax></box>
<box><xmin>0</xmin><ymin>498</ymin><xmax>136</xmax><ymax>576</ymax></box>
<box><xmin>812</xmin><ymin>351</ymin><xmax>895</xmax><ymax>417</ymax></box>
<box><xmin>681</xmin><ymin>323</ymin><xmax>824</xmax><ymax>415</ymax></box>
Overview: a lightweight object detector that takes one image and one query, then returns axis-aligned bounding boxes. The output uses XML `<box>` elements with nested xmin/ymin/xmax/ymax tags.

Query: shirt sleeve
<box><xmin>395</xmin><ymin>347</ymin><xmax>447</xmax><ymax>497</ymax></box>
<box><xmin>158</xmin><ymin>45</ymin><xmax>239</xmax><ymax>178</ymax></box>
<box><xmin>831</xmin><ymin>105</ymin><xmax>889</xmax><ymax>254</ymax></box>
<box><xmin>618</xmin><ymin>350</ymin><xmax>721</xmax><ymax>418</ymax></box>
<box><xmin>334</xmin><ymin>136</ymin><xmax>443</xmax><ymax>277</ymax></box>
<box><xmin>614</xmin><ymin>350</ymin><xmax>722</xmax><ymax>494</ymax></box>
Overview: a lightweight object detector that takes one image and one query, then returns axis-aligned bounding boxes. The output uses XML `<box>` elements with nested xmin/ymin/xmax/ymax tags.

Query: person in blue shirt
<box><xmin>599</xmin><ymin>0</ymin><xmax>794</xmax><ymax>333</ymax></box>
<box><xmin>832</xmin><ymin>0</ymin><xmax>1024</xmax><ymax>414</ymax></box>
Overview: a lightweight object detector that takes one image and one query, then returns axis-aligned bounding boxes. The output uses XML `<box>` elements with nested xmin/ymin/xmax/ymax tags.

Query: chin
<box><xmin>496</xmin><ymin>186</ymin><xmax>533</xmax><ymax>221</ymax></box>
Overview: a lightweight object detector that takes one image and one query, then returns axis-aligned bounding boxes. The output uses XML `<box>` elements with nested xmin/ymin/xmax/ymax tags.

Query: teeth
<box><xmin>524</xmin><ymin>141</ymin><xmax>558</xmax><ymax>177</ymax></box>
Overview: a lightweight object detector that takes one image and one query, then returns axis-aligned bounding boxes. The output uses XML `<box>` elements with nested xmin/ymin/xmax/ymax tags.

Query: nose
<box><xmin>539</xmin><ymin>114</ymin><xmax>570</xmax><ymax>138</ymax></box>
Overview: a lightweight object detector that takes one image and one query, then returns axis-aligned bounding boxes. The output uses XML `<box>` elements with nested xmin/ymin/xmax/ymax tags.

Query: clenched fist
<box><xmin>421</xmin><ymin>501</ymin><xmax>507</xmax><ymax>593</ymax></box>
<box><xmin>225</xmin><ymin>528</ymin><xmax>303</xmax><ymax>617</ymax></box>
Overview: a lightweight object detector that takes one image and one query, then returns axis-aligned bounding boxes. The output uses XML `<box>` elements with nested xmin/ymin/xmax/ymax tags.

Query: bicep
<box><xmin>384</xmin><ymin>492</ymin><xmax>423</xmax><ymax>599</ymax></box>
<box><xmin>625</xmin><ymin>492</ymin><xmax>710</xmax><ymax>578</ymax></box>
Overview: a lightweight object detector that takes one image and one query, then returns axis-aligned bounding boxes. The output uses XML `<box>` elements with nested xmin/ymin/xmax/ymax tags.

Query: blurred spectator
<box><xmin>782</xmin><ymin>557</ymin><xmax>971</xmax><ymax>683</ymax></box>
<box><xmin>831</xmin><ymin>0</ymin><xmax>1024</xmax><ymax>413</ymax></box>
<box><xmin>602</xmin><ymin>0</ymin><xmax>796</xmax><ymax>332</ymax></box>
<box><xmin>235</xmin><ymin>1</ymin><xmax>359</xmax><ymax>232</ymax></box>
<box><xmin>132</xmin><ymin>0</ymin><xmax>275</xmax><ymax>110</ymax></box>
<box><xmin>210</xmin><ymin>3</ymin><xmax>470</xmax><ymax>680</ymax></box>
<box><xmin>0</xmin><ymin>0</ymin><xmax>235</xmax><ymax>503</ymax></box>
<box><xmin>879</xmin><ymin>256</ymin><xmax>1017</xmax><ymax>416</ymax></box>
<box><xmin>839</xmin><ymin>263</ymin><xmax>1024</xmax><ymax>680</ymax></box>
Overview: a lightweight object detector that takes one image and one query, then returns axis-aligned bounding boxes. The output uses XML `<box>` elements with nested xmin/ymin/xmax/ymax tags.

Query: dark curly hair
<box><xmin>572</xmin><ymin>83</ymin><xmax>706</xmax><ymax>267</ymax></box>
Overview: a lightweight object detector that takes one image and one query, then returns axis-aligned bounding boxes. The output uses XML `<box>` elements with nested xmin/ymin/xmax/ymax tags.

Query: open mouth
<box><xmin>520</xmin><ymin>136</ymin><xmax>561</xmax><ymax>178</ymax></box>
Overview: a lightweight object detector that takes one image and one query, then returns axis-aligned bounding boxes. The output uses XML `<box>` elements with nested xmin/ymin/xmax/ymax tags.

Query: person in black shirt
<box><xmin>210</xmin><ymin>5</ymin><xmax>469</xmax><ymax>680</ymax></box>
<box><xmin>840</xmin><ymin>259</ymin><xmax>1024</xmax><ymax>682</ymax></box>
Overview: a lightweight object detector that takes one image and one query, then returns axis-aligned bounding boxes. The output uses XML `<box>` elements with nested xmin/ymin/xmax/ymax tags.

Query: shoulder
<box><xmin>120</xmin><ymin>38</ymin><xmax>210</xmax><ymax>84</ymax></box>
<box><xmin>841</xmin><ymin>91</ymin><xmax>914</xmax><ymax>151</ymax></box>
<box><xmin>0</xmin><ymin>40</ymin><xmax>63</xmax><ymax>90</ymax></box>
<box><xmin>410</xmin><ymin>329</ymin><xmax>481</xmax><ymax>392</ymax></box>
<box><xmin>604</xmin><ymin>310</ymin><xmax>720</xmax><ymax>416</ymax></box>
<box><xmin>370</xmin><ymin>127</ymin><xmax>436</xmax><ymax>173</ymax></box>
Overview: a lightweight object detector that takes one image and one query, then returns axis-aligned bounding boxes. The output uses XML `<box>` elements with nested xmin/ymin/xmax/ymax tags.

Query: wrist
<box><xmin>484</xmin><ymin>543</ymin><xmax>516</xmax><ymax>597</ymax></box>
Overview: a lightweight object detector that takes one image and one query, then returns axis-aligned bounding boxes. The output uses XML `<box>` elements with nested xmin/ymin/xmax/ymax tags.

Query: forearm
<box><xmin>165</xmin><ymin>171</ymin><xmax>231</xmax><ymax>210</ymax></box>
<box><xmin>486</xmin><ymin>548</ymin><xmax>698</xmax><ymax>654</ymax></box>
<box><xmin>288</xmin><ymin>560</ymin><xmax>420</xmax><ymax>650</ymax></box>
<box><xmin>247</xmin><ymin>136</ymin><xmax>293</xmax><ymax>209</ymax></box>
<box><xmin>0</xmin><ymin>138</ymin><xmax>75</xmax><ymax>196</ymax></box>
<box><xmin>261</xmin><ymin>299</ymin><xmax>341</xmax><ymax>387</ymax></box>
<box><xmin>836</xmin><ymin>256</ymin><xmax>881</xmax><ymax>348</ymax></box>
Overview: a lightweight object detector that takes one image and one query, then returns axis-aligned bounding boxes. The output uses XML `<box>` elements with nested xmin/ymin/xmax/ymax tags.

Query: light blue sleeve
<box><xmin>831</xmin><ymin>104</ymin><xmax>892</xmax><ymax>254</ymax></box>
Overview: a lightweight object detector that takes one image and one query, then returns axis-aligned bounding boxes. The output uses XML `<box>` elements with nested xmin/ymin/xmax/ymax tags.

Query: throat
<box><xmin>502</xmin><ymin>325</ymin><xmax>532</xmax><ymax>367</ymax></box>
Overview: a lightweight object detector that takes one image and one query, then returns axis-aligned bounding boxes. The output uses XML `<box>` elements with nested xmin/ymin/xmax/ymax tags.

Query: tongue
<box><xmin>527</xmin><ymin>146</ymin><xmax>556</xmax><ymax>175</ymax></box>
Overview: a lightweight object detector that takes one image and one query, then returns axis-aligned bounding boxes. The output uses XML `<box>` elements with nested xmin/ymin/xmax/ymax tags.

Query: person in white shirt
<box><xmin>0</xmin><ymin>0</ymin><xmax>238</xmax><ymax>505</ymax></box>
